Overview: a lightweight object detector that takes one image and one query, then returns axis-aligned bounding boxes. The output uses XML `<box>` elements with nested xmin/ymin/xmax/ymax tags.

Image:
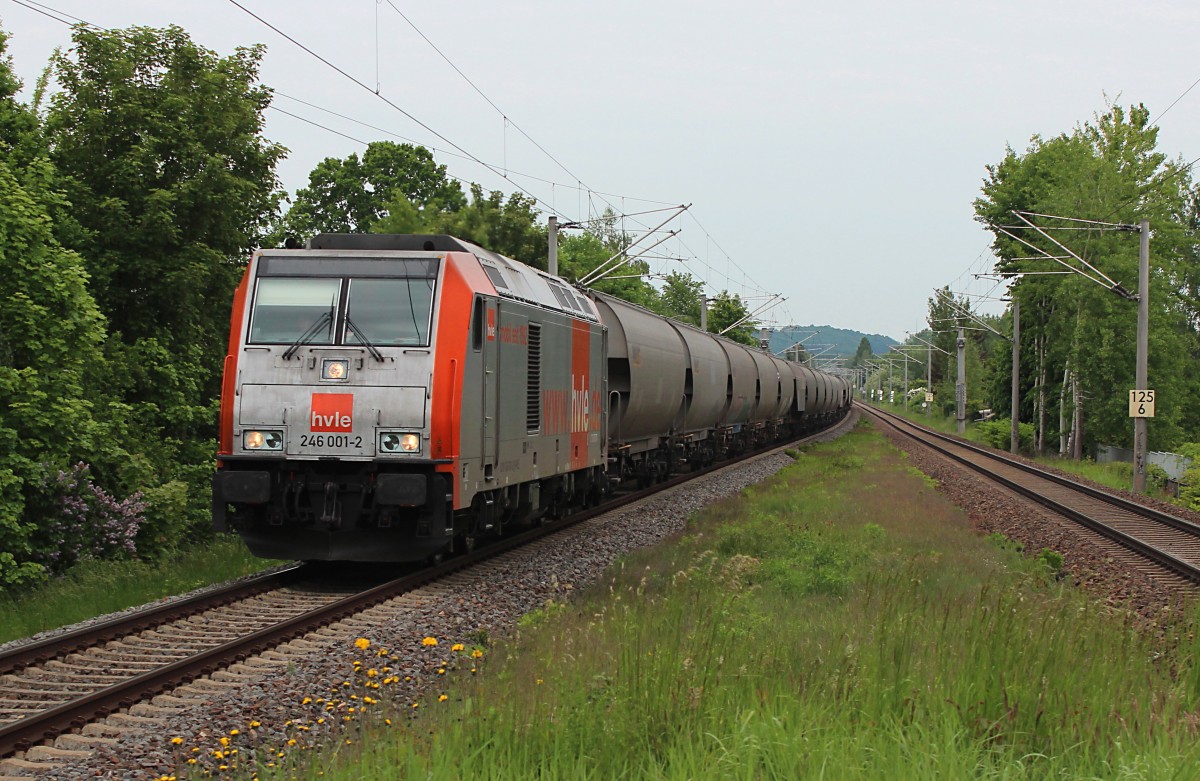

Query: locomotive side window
<box><xmin>248</xmin><ymin>278</ymin><xmax>340</xmax><ymax>344</ymax></box>
<box><xmin>345</xmin><ymin>278</ymin><xmax>434</xmax><ymax>346</ymax></box>
<box><xmin>472</xmin><ymin>297</ymin><xmax>484</xmax><ymax>350</ymax></box>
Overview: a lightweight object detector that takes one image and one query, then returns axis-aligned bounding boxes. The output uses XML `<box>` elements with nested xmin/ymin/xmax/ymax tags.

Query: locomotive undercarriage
<box><xmin>213</xmin><ymin>460</ymin><xmax>452</xmax><ymax>561</ymax></box>
<box><xmin>215</xmin><ymin>460</ymin><xmax>610</xmax><ymax>562</ymax></box>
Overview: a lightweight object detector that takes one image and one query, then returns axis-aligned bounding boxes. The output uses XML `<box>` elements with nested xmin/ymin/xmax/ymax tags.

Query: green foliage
<box><xmin>706</xmin><ymin>290</ymin><xmax>757</xmax><ymax>345</ymax></box>
<box><xmin>974</xmin><ymin>418</ymin><xmax>1035</xmax><ymax>452</ymax></box>
<box><xmin>421</xmin><ymin>184</ymin><xmax>546</xmax><ymax>267</ymax></box>
<box><xmin>975</xmin><ymin>103</ymin><xmax>1200</xmax><ymax>454</ymax></box>
<box><xmin>276</xmin><ymin>141</ymin><xmax>465</xmax><ymax>244</ymax></box>
<box><xmin>655</xmin><ymin>270</ymin><xmax>704</xmax><ymax>325</ymax></box>
<box><xmin>0</xmin><ymin>149</ymin><xmax>108</xmax><ymax>587</ymax></box>
<box><xmin>46</xmin><ymin>24</ymin><xmax>285</xmax><ymax>436</ymax></box>
<box><xmin>0</xmin><ymin>22</ymin><xmax>288</xmax><ymax>592</ymax></box>
<box><xmin>852</xmin><ymin>335</ymin><xmax>873</xmax><ymax>366</ymax></box>
<box><xmin>1176</xmin><ymin>443</ymin><xmax>1200</xmax><ymax>512</ymax></box>
<box><xmin>1038</xmin><ymin>547</ymin><xmax>1064</xmax><ymax>574</ymax></box>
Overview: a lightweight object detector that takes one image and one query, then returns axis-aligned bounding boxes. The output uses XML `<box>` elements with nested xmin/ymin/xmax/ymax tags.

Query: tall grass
<box><xmin>0</xmin><ymin>535</ymin><xmax>278</xmax><ymax>644</ymax></box>
<box><xmin>238</xmin><ymin>423</ymin><xmax>1200</xmax><ymax>780</ymax></box>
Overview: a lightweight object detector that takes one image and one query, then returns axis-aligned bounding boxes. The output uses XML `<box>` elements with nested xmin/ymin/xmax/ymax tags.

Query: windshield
<box><xmin>345</xmin><ymin>278</ymin><xmax>434</xmax><ymax>346</ymax></box>
<box><xmin>247</xmin><ymin>275</ymin><xmax>436</xmax><ymax>347</ymax></box>
<box><xmin>248</xmin><ymin>278</ymin><xmax>340</xmax><ymax>344</ymax></box>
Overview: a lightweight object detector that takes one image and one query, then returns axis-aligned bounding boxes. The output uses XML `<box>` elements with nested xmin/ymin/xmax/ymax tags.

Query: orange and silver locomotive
<box><xmin>213</xmin><ymin>234</ymin><xmax>851</xmax><ymax>562</ymax></box>
<box><xmin>213</xmin><ymin>234</ymin><xmax>605</xmax><ymax>561</ymax></box>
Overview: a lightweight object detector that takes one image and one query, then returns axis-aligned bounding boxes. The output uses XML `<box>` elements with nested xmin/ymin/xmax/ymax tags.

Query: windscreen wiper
<box><xmin>282</xmin><ymin>310</ymin><xmax>333</xmax><ymax>360</ymax></box>
<box><xmin>344</xmin><ymin>315</ymin><xmax>385</xmax><ymax>362</ymax></box>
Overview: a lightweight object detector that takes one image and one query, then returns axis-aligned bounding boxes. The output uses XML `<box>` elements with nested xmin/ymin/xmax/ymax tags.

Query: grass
<box><xmin>192</xmin><ymin>420</ymin><xmax>1200</xmax><ymax>779</ymax></box>
<box><xmin>0</xmin><ymin>535</ymin><xmax>280</xmax><ymax>644</ymax></box>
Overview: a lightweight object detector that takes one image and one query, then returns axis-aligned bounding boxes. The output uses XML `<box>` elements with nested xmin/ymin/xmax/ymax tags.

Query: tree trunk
<box><xmin>1059</xmin><ymin>364</ymin><xmax>1070</xmax><ymax>456</ymax></box>
<box><xmin>1072</xmin><ymin>371</ymin><xmax>1084</xmax><ymax>460</ymax></box>
<box><xmin>1036</xmin><ymin>333</ymin><xmax>1046</xmax><ymax>454</ymax></box>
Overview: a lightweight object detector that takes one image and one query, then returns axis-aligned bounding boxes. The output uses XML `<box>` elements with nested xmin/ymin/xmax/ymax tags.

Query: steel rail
<box><xmin>860</xmin><ymin>404</ymin><xmax>1200</xmax><ymax>583</ymax></box>
<box><xmin>0</xmin><ymin>411</ymin><xmax>854</xmax><ymax>757</ymax></box>
<box><xmin>0</xmin><ymin>564</ymin><xmax>308</xmax><ymax>677</ymax></box>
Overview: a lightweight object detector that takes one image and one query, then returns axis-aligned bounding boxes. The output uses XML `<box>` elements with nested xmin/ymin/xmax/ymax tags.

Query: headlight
<box><xmin>243</xmin><ymin>430</ymin><xmax>284</xmax><ymax>451</ymax></box>
<box><xmin>322</xmin><ymin>359</ymin><xmax>349</xmax><ymax>381</ymax></box>
<box><xmin>379</xmin><ymin>431</ymin><xmax>421</xmax><ymax>454</ymax></box>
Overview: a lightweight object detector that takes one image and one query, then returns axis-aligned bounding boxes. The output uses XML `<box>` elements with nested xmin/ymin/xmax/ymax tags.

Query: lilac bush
<box><xmin>40</xmin><ymin>462</ymin><xmax>146</xmax><ymax>572</ymax></box>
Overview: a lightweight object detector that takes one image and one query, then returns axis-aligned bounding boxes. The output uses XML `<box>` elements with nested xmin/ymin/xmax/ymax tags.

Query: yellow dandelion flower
<box><xmin>472</xmin><ymin>649</ymin><xmax>484</xmax><ymax>659</ymax></box>
<box><xmin>438</xmin><ymin>694</ymin><xmax>448</xmax><ymax>702</ymax></box>
<box><xmin>412</xmin><ymin>702</ymin><xmax>419</xmax><ymax>709</ymax></box>
<box><xmin>170</xmin><ymin>736</ymin><xmax>184</xmax><ymax>745</ymax></box>
<box><xmin>536</xmin><ymin>679</ymin><xmax>544</xmax><ymax>685</ymax></box>
<box><xmin>249</xmin><ymin>720</ymin><xmax>260</xmax><ymax>728</ymax></box>
<box><xmin>366</xmin><ymin>668</ymin><xmax>378</xmax><ymax>677</ymax></box>
<box><xmin>229</xmin><ymin>729</ymin><xmax>240</xmax><ymax>736</ymax></box>
<box><xmin>385</xmin><ymin>719</ymin><xmax>392</xmax><ymax>726</ymax></box>
<box><xmin>422</xmin><ymin>636</ymin><xmax>438</xmax><ymax>646</ymax></box>
<box><xmin>219</xmin><ymin>737</ymin><xmax>230</xmax><ymax>747</ymax></box>
<box><xmin>317</xmin><ymin>718</ymin><xmax>325</xmax><ymax>724</ymax></box>
<box><xmin>437</xmin><ymin>668</ymin><xmax>446</xmax><ymax>675</ymax></box>
<box><xmin>355</xmin><ymin>637</ymin><xmax>371</xmax><ymax>650</ymax></box>
<box><xmin>471</xmin><ymin>667</ymin><xmax>477</xmax><ymax>673</ymax></box>
<box><xmin>187</xmin><ymin>758</ymin><xmax>198</xmax><ymax>765</ymax></box>
<box><xmin>363</xmin><ymin>696</ymin><xmax>376</xmax><ymax>704</ymax></box>
<box><xmin>451</xmin><ymin>643</ymin><xmax>464</xmax><ymax>652</ymax></box>
<box><xmin>287</xmin><ymin>739</ymin><xmax>297</xmax><ymax>747</ymax></box>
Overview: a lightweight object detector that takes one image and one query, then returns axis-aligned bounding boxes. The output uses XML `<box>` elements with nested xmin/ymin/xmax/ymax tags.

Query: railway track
<box><xmin>861</xmin><ymin>403</ymin><xmax>1200</xmax><ymax>585</ymax></box>
<box><xmin>0</xmin><ymin>414</ymin><xmax>855</xmax><ymax>775</ymax></box>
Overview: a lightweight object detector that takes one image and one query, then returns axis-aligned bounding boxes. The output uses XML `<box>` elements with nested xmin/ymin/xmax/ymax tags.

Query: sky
<box><xmin>3</xmin><ymin>0</ymin><xmax>1199</xmax><ymax>341</ymax></box>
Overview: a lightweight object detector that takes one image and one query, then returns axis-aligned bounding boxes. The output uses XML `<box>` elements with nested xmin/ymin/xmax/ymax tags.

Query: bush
<box><xmin>976</xmin><ymin>418</ymin><xmax>1035</xmax><ymax>452</ymax></box>
<box><xmin>1177</xmin><ymin>443</ymin><xmax>1200</xmax><ymax>512</ymax></box>
<box><xmin>34</xmin><ymin>463</ymin><xmax>146</xmax><ymax>575</ymax></box>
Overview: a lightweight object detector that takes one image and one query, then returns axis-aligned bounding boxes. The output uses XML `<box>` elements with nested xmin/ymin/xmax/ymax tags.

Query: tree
<box><xmin>0</xmin><ymin>156</ymin><xmax>110</xmax><ymax>587</ymax></box>
<box><xmin>707</xmin><ymin>291</ymin><xmax>757</xmax><ymax>346</ymax></box>
<box><xmin>975</xmin><ymin>103</ymin><xmax>1200</xmax><ymax>454</ymax></box>
<box><xmin>851</xmin><ymin>336</ymin><xmax>873</xmax><ymax>367</ymax></box>
<box><xmin>422</xmin><ymin>184</ymin><xmax>545</xmax><ymax>267</ymax></box>
<box><xmin>45</xmin><ymin>25</ymin><xmax>286</xmax><ymax>439</ymax></box>
<box><xmin>277</xmin><ymin>141</ymin><xmax>465</xmax><ymax>243</ymax></box>
<box><xmin>656</xmin><ymin>271</ymin><xmax>704</xmax><ymax>325</ymax></box>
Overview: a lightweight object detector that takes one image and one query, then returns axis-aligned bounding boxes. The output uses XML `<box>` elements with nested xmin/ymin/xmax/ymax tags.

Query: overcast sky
<box><xmin>4</xmin><ymin>0</ymin><xmax>1199</xmax><ymax>340</ymax></box>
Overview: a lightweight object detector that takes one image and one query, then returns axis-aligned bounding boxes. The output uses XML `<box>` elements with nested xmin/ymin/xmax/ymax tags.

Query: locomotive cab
<box><xmin>214</xmin><ymin>234</ymin><xmax>607</xmax><ymax>562</ymax></box>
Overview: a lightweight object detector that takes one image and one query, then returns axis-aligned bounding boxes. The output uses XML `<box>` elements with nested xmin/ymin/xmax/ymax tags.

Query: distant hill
<box><xmin>765</xmin><ymin>325</ymin><xmax>896</xmax><ymax>357</ymax></box>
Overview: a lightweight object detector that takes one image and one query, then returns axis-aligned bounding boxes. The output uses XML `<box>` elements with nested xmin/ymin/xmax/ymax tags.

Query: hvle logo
<box><xmin>310</xmin><ymin>393</ymin><xmax>353</xmax><ymax>432</ymax></box>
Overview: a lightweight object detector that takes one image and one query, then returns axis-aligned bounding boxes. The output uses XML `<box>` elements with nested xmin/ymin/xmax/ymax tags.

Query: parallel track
<box><xmin>0</xmin><ymin>412</ymin><xmax>854</xmax><ymax>760</ymax></box>
<box><xmin>862</xmin><ymin>403</ymin><xmax>1200</xmax><ymax>584</ymax></box>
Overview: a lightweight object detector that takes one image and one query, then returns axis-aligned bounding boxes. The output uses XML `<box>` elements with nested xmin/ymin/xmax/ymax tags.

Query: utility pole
<box><xmin>956</xmin><ymin>326</ymin><xmax>966</xmax><ymax>434</ymax></box>
<box><xmin>548</xmin><ymin>216</ymin><xmax>558</xmax><ymax>276</ymax></box>
<box><xmin>698</xmin><ymin>292</ymin><xmax>707</xmax><ymax>332</ymax></box>
<box><xmin>926</xmin><ymin>341</ymin><xmax>932</xmax><ymax>416</ymax></box>
<box><xmin>1010</xmin><ymin>297</ymin><xmax>1020</xmax><ymax>454</ymax></box>
<box><xmin>1133</xmin><ymin>219</ymin><xmax>1150</xmax><ymax>492</ymax></box>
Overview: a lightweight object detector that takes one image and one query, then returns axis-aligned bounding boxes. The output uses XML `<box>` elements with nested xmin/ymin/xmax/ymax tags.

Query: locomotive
<box><xmin>212</xmin><ymin>234</ymin><xmax>851</xmax><ymax>562</ymax></box>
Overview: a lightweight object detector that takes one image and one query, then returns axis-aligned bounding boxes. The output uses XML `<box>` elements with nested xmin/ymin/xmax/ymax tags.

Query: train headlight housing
<box><xmin>322</xmin><ymin>359</ymin><xmax>349</xmax><ymax>381</ymax></box>
<box><xmin>379</xmin><ymin>431</ymin><xmax>421</xmax><ymax>454</ymax></box>
<box><xmin>243</xmin><ymin>430</ymin><xmax>284</xmax><ymax>451</ymax></box>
